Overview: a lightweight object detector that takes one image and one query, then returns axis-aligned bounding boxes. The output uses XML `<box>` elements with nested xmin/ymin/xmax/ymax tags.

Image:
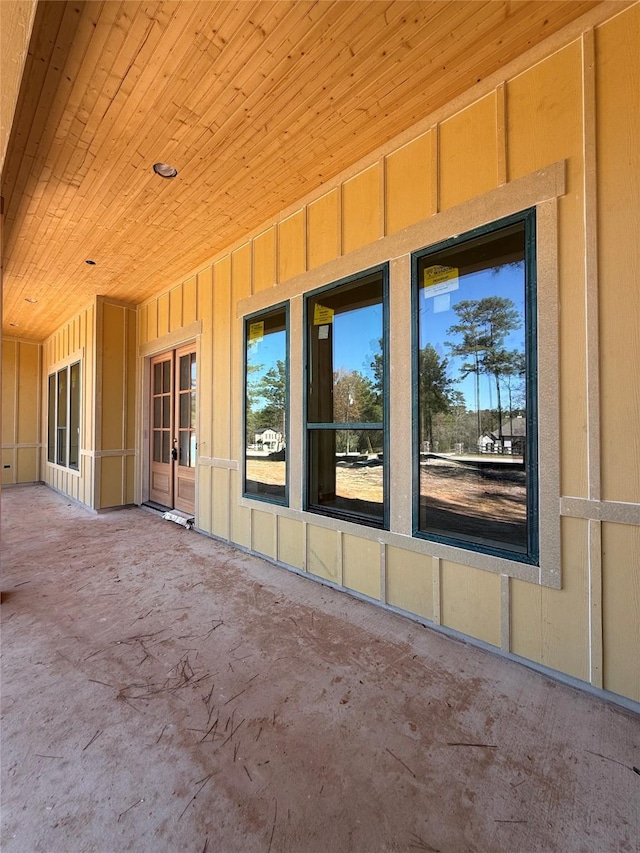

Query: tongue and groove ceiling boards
<box><xmin>2</xmin><ymin>0</ymin><xmax>601</xmax><ymax>340</ymax></box>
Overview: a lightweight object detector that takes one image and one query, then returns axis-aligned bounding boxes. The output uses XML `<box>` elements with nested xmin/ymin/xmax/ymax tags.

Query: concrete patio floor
<box><xmin>1</xmin><ymin>484</ymin><xmax>639</xmax><ymax>853</ymax></box>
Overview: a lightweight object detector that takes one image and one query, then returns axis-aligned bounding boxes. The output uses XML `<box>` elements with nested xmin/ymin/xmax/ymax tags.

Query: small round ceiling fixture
<box><xmin>153</xmin><ymin>162</ymin><xmax>178</xmax><ymax>178</ymax></box>
<box><xmin>85</xmin><ymin>259</ymin><xmax>96</xmax><ymax>265</ymax></box>
<box><xmin>25</xmin><ymin>297</ymin><xmax>38</xmax><ymax>303</ymax></box>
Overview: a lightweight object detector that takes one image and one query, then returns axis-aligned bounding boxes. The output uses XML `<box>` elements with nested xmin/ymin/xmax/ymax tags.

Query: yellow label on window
<box><xmin>423</xmin><ymin>264</ymin><xmax>459</xmax><ymax>292</ymax></box>
<box><xmin>314</xmin><ymin>304</ymin><xmax>334</xmax><ymax>325</ymax></box>
<box><xmin>249</xmin><ymin>321</ymin><xmax>264</xmax><ymax>342</ymax></box>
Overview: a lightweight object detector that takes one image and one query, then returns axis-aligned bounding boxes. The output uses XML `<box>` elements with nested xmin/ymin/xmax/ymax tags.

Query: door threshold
<box><xmin>142</xmin><ymin>500</ymin><xmax>172</xmax><ymax>512</ymax></box>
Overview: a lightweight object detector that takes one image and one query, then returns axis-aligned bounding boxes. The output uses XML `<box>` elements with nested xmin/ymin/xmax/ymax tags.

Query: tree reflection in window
<box><xmin>414</xmin><ymin>212</ymin><xmax>537</xmax><ymax>562</ymax></box>
<box><xmin>244</xmin><ymin>306</ymin><xmax>288</xmax><ymax>503</ymax></box>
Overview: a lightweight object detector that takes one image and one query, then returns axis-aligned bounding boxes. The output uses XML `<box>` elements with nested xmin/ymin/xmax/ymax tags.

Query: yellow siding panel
<box><xmin>307</xmin><ymin>524</ymin><xmax>338</xmax><ymax>583</ymax></box>
<box><xmin>440</xmin><ymin>95</ymin><xmax>497</xmax><ymax>211</ymax></box>
<box><xmin>602</xmin><ymin>522</ymin><xmax>640</xmax><ymax>702</ymax></box>
<box><xmin>278</xmin><ymin>210</ymin><xmax>306</xmax><ymax>282</ymax></box>
<box><xmin>169</xmin><ymin>285</ymin><xmax>183</xmax><ymax>332</ymax></box>
<box><xmin>252</xmin><ymin>509</ymin><xmax>276</xmax><ymax>559</ymax></box>
<box><xmin>2</xmin><ymin>340</ymin><xmax>16</xmax><ymax>444</ymax></box>
<box><xmin>126</xmin><ymin>310</ymin><xmax>136</xmax><ymax>449</ymax></box>
<box><xmin>17</xmin><ymin>342</ymin><xmax>39</xmax><ymax>444</ymax></box>
<box><xmin>100</xmin><ymin>456</ymin><xmax>123</xmax><ymax>508</ymax></box>
<box><xmin>253</xmin><ymin>228</ymin><xmax>277</xmax><ymax>293</ymax></box>
<box><xmin>212</xmin><ymin>258</ymin><xmax>231</xmax><ymax>459</ymax></box>
<box><xmin>100</xmin><ymin>303</ymin><xmax>125</xmax><ymax>451</ymax></box>
<box><xmin>596</xmin><ymin>6</ymin><xmax>640</xmax><ymax>503</ymax></box>
<box><xmin>183</xmin><ymin>276</ymin><xmax>197</xmax><ymax>326</ymax></box>
<box><xmin>147</xmin><ymin>299</ymin><xmax>158</xmax><ymax>342</ymax></box>
<box><xmin>386</xmin><ymin>545</ymin><xmax>432</xmax><ymax>620</ymax></box>
<box><xmin>278</xmin><ymin>516</ymin><xmax>304</xmax><ymax>570</ymax></box>
<box><xmin>197</xmin><ymin>465</ymin><xmax>212</xmax><ymax>535</ymax></box>
<box><xmin>507</xmin><ymin>43</ymin><xmax>586</xmax><ymax>497</ymax></box>
<box><xmin>125</xmin><ymin>455</ymin><xmax>135</xmax><ymax>504</ymax></box>
<box><xmin>212</xmin><ymin>467</ymin><xmax>230</xmax><ymax>540</ymax></box>
<box><xmin>441</xmin><ymin>561</ymin><xmax>501</xmax><ymax>647</ymax></box>
<box><xmin>157</xmin><ymin>293</ymin><xmax>169</xmax><ymax>338</ymax></box>
<box><xmin>385</xmin><ymin>131</ymin><xmax>433</xmax><ymax>234</ymax></box>
<box><xmin>342</xmin><ymin>164</ymin><xmax>380</xmax><ymax>254</ymax></box>
<box><xmin>308</xmin><ymin>189</ymin><xmax>340</xmax><ymax>270</ymax></box>
<box><xmin>343</xmin><ymin>534</ymin><xmax>380</xmax><ymax>600</ymax></box>
<box><xmin>138</xmin><ymin>304</ymin><xmax>148</xmax><ymax>346</ymax></box>
<box><xmin>229</xmin><ymin>469</ymin><xmax>250</xmax><ymax>548</ymax></box>
<box><xmin>16</xmin><ymin>448</ymin><xmax>38</xmax><ymax>483</ymax></box>
<box><xmin>197</xmin><ymin>267</ymin><xmax>213</xmax><ymax>457</ymax></box>
<box><xmin>232</xmin><ymin>243</ymin><xmax>252</xmax><ymax>302</ymax></box>
<box><xmin>2</xmin><ymin>448</ymin><xmax>16</xmax><ymax>485</ymax></box>
<box><xmin>512</xmin><ymin>517</ymin><xmax>589</xmax><ymax>681</ymax></box>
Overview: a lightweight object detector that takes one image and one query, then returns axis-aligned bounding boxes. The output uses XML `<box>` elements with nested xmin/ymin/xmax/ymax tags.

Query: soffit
<box><xmin>2</xmin><ymin>0</ymin><xmax>601</xmax><ymax>340</ymax></box>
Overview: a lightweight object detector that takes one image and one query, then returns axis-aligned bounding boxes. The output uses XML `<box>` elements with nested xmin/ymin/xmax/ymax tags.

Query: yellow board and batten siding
<box><xmin>1</xmin><ymin>338</ymin><xmax>41</xmax><ymax>485</ymax></box>
<box><xmin>128</xmin><ymin>5</ymin><xmax>640</xmax><ymax>703</ymax></box>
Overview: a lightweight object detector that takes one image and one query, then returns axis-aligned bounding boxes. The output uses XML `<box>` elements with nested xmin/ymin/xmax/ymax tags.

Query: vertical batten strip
<box><xmin>582</xmin><ymin>29</ymin><xmax>601</xmax><ymax>503</ymax></box>
<box><xmin>582</xmin><ymin>28</ymin><xmax>603</xmax><ymax>688</ymax></box>
<box><xmin>500</xmin><ymin>574</ymin><xmax>511</xmax><ymax>652</ymax></box>
<box><xmin>431</xmin><ymin>556</ymin><xmax>441</xmax><ymax>624</ymax></box>
<box><xmin>380</xmin><ymin>156</ymin><xmax>387</xmax><ymax>237</ymax></box>
<box><xmin>589</xmin><ymin>519</ymin><xmax>604</xmax><ymax>687</ymax></box>
<box><xmin>379</xmin><ymin>542</ymin><xmax>387</xmax><ymax>604</ymax></box>
<box><xmin>496</xmin><ymin>83</ymin><xmax>508</xmax><ymax>186</ymax></box>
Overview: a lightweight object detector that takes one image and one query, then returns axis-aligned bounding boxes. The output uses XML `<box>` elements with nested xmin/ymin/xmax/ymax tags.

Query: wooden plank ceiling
<box><xmin>2</xmin><ymin>0</ymin><xmax>600</xmax><ymax>340</ymax></box>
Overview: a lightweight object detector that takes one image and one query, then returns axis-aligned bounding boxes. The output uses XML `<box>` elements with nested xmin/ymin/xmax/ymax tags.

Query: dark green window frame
<box><xmin>47</xmin><ymin>361</ymin><xmax>81</xmax><ymax>471</ymax></box>
<box><xmin>304</xmin><ymin>264</ymin><xmax>389</xmax><ymax>529</ymax></box>
<box><xmin>243</xmin><ymin>303</ymin><xmax>289</xmax><ymax>506</ymax></box>
<box><xmin>411</xmin><ymin>209</ymin><xmax>538</xmax><ymax>564</ymax></box>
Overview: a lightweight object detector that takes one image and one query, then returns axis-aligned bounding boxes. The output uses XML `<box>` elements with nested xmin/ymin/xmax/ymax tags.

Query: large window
<box><xmin>243</xmin><ymin>305</ymin><xmax>288</xmax><ymax>504</ymax></box>
<box><xmin>306</xmin><ymin>266</ymin><xmax>388</xmax><ymax>527</ymax></box>
<box><xmin>48</xmin><ymin>362</ymin><xmax>81</xmax><ymax>470</ymax></box>
<box><xmin>413</xmin><ymin>210</ymin><xmax>537</xmax><ymax>562</ymax></box>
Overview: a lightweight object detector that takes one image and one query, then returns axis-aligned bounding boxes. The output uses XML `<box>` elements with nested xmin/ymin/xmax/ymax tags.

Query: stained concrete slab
<box><xmin>1</xmin><ymin>484</ymin><xmax>639</xmax><ymax>853</ymax></box>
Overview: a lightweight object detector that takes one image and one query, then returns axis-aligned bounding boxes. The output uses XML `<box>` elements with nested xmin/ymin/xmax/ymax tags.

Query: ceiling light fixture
<box><xmin>25</xmin><ymin>297</ymin><xmax>38</xmax><ymax>303</ymax></box>
<box><xmin>153</xmin><ymin>162</ymin><xmax>178</xmax><ymax>178</ymax></box>
<box><xmin>85</xmin><ymin>259</ymin><xmax>96</xmax><ymax>265</ymax></box>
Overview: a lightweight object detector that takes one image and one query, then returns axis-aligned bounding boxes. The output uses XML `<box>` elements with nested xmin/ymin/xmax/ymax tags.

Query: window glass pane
<box><xmin>69</xmin><ymin>362</ymin><xmax>80</xmax><ymax>470</ymax></box>
<box><xmin>307</xmin><ymin>429</ymin><xmax>384</xmax><ymax>522</ymax></box>
<box><xmin>244</xmin><ymin>307</ymin><xmax>287</xmax><ymax>502</ymax></box>
<box><xmin>48</xmin><ymin>375</ymin><xmax>56</xmax><ymax>463</ymax></box>
<box><xmin>307</xmin><ymin>274</ymin><xmax>383</xmax><ymax>424</ymax></box>
<box><xmin>56</xmin><ymin>369</ymin><xmax>68</xmax><ymax>466</ymax></box>
<box><xmin>191</xmin><ymin>353</ymin><xmax>197</xmax><ymax>389</ymax></box>
<box><xmin>416</xmin><ymin>219</ymin><xmax>531</xmax><ymax>556</ymax></box>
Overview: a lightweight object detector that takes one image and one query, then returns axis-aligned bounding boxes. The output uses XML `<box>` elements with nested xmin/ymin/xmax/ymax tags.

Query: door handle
<box><xmin>171</xmin><ymin>447</ymin><xmax>178</xmax><ymax>461</ymax></box>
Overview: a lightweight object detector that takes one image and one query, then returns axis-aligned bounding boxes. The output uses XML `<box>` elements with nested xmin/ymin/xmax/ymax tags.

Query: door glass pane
<box><xmin>180</xmin><ymin>393</ymin><xmax>190</xmax><ymax>429</ymax></box>
<box><xmin>179</xmin><ymin>431</ymin><xmax>189</xmax><ymax>466</ymax></box>
<box><xmin>190</xmin><ymin>433</ymin><xmax>196</xmax><ymax>468</ymax></box>
<box><xmin>180</xmin><ymin>355</ymin><xmax>190</xmax><ymax>391</ymax></box>
<box><xmin>163</xmin><ymin>395</ymin><xmax>171</xmax><ymax>428</ymax></box>
<box><xmin>153</xmin><ymin>397</ymin><xmax>162</xmax><ymax>429</ymax></box>
<box><xmin>154</xmin><ymin>363</ymin><xmax>162</xmax><ymax>394</ymax></box>
<box><xmin>416</xmin><ymin>220</ymin><xmax>529</xmax><ymax>555</ymax></box>
<box><xmin>162</xmin><ymin>432</ymin><xmax>170</xmax><ymax>464</ymax></box>
<box><xmin>162</xmin><ymin>361</ymin><xmax>171</xmax><ymax>393</ymax></box>
<box><xmin>153</xmin><ymin>431</ymin><xmax>162</xmax><ymax>463</ymax></box>
<box><xmin>190</xmin><ymin>393</ymin><xmax>196</xmax><ymax>429</ymax></box>
<box><xmin>191</xmin><ymin>353</ymin><xmax>197</xmax><ymax>389</ymax></box>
